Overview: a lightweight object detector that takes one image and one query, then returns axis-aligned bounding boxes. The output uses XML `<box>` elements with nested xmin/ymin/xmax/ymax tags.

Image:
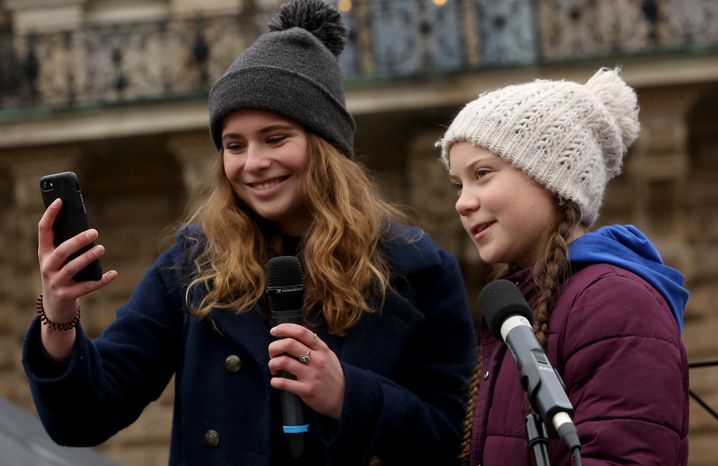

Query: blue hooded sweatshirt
<box><xmin>569</xmin><ymin>224</ymin><xmax>689</xmax><ymax>332</ymax></box>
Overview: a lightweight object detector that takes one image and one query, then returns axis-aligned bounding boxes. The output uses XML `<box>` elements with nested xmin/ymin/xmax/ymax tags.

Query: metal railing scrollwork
<box><xmin>0</xmin><ymin>0</ymin><xmax>716</xmax><ymax>115</ymax></box>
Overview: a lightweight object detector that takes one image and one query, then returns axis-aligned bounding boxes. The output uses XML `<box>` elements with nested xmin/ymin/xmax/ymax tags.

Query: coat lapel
<box><xmin>208</xmin><ymin>305</ymin><xmax>271</xmax><ymax>367</ymax></box>
<box><xmin>340</xmin><ymin>289</ymin><xmax>424</xmax><ymax>375</ymax></box>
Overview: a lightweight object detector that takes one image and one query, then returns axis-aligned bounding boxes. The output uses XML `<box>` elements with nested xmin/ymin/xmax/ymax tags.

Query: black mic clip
<box><xmin>526</xmin><ymin>412</ymin><xmax>551</xmax><ymax>466</ymax></box>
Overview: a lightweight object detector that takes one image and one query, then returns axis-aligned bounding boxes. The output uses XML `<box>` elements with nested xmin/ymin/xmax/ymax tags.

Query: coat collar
<box><xmin>187</xmin><ymin>223</ymin><xmax>432</xmax><ymax>370</ymax></box>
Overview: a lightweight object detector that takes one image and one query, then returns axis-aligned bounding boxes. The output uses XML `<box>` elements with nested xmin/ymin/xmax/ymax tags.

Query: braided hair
<box><xmin>531</xmin><ymin>201</ymin><xmax>582</xmax><ymax>345</ymax></box>
<box><xmin>457</xmin><ymin>199</ymin><xmax>582</xmax><ymax>463</ymax></box>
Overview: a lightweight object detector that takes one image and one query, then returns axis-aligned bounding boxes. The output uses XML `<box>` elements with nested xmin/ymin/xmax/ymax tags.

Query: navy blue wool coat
<box><xmin>23</xmin><ymin>224</ymin><xmax>477</xmax><ymax>466</ymax></box>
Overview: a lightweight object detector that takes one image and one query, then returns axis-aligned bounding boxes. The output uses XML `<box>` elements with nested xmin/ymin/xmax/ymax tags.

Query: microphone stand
<box><xmin>689</xmin><ymin>359</ymin><xmax>718</xmax><ymax>421</ymax></box>
<box><xmin>525</xmin><ymin>412</ymin><xmax>551</xmax><ymax>466</ymax></box>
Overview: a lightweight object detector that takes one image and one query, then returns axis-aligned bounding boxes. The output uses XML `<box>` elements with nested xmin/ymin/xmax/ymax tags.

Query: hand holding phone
<box><xmin>40</xmin><ymin>171</ymin><xmax>103</xmax><ymax>282</ymax></box>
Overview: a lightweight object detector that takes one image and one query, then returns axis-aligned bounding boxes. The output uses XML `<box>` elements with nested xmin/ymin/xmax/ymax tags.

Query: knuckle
<box><xmin>39</xmin><ymin>266</ymin><xmax>54</xmax><ymax>282</ymax></box>
<box><xmin>276</xmin><ymin>355</ymin><xmax>291</xmax><ymax>368</ymax></box>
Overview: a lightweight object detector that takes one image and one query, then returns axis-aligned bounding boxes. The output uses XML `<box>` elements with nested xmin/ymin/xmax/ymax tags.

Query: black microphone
<box><xmin>479</xmin><ymin>279</ymin><xmax>580</xmax><ymax>452</ymax></box>
<box><xmin>267</xmin><ymin>255</ymin><xmax>308</xmax><ymax>458</ymax></box>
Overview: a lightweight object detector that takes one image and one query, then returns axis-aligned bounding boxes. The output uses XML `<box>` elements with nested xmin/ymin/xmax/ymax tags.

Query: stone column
<box><xmin>0</xmin><ymin>146</ymin><xmax>82</xmax><ymax>302</ymax></box>
<box><xmin>406</xmin><ymin>129</ymin><xmax>484</xmax><ymax>319</ymax></box>
<box><xmin>351</xmin><ymin>0</ymin><xmax>375</xmax><ymax>77</ymax></box>
<box><xmin>0</xmin><ymin>146</ymin><xmax>81</xmax><ymax>406</ymax></box>
<box><xmin>626</xmin><ymin>86</ymin><xmax>698</xmax><ymax>277</ymax></box>
<box><xmin>460</xmin><ymin>0</ymin><xmax>481</xmax><ymax>68</ymax></box>
<box><xmin>407</xmin><ymin>130</ymin><xmax>461</xmax><ymax>252</ymax></box>
<box><xmin>166</xmin><ymin>131</ymin><xmax>215</xmax><ymax>213</ymax></box>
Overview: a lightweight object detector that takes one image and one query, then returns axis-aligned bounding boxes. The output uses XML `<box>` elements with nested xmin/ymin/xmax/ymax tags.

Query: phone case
<box><xmin>40</xmin><ymin>171</ymin><xmax>103</xmax><ymax>282</ymax></box>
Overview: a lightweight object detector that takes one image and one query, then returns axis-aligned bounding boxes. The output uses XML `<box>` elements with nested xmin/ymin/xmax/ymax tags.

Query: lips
<box><xmin>471</xmin><ymin>221</ymin><xmax>495</xmax><ymax>237</ymax></box>
<box><xmin>247</xmin><ymin>175</ymin><xmax>289</xmax><ymax>191</ymax></box>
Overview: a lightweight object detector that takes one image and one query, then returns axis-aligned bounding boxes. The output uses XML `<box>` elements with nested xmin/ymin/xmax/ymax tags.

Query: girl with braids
<box><xmin>439</xmin><ymin>68</ymin><xmax>689</xmax><ymax>465</ymax></box>
<box><xmin>23</xmin><ymin>1</ymin><xmax>476</xmax><ymax>465</ymax></box>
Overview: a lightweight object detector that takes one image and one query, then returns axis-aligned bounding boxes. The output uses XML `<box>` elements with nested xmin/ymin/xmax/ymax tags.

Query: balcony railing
<box><xmin>1</xmin><ymin>0</ymin><xmax>717</xmax><ymax>115</ymax></box>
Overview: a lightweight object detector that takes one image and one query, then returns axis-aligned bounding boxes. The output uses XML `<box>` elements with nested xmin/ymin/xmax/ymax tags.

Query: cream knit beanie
<box><xmin>437</xmin><ymin>67</ymin><xmax>640</xmax><ymax>226</ymax></box>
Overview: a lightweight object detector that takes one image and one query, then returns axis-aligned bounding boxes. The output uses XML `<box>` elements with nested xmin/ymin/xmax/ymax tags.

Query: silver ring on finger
<box><xmin>298</xmin><ymin>349</ymin><xmax>311</xmax><ymax>364</ymax></box>
<box><xmin>309</xmin><ymin>332</ymin><xmax>318</xmax><ymax>349</ymax></box>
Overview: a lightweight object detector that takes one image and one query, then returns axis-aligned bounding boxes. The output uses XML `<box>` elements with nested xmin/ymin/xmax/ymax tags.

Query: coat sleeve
<box><xmin>556</xmin><ymin>266</ymin><xmax>689</xmax><ymax>465</ymax></box>
<box><xmin>22</xmin><ymin>246</ymin><xmax>186</xmax><ymax>446</ymax></box>
<box><xmin>320</xmin><ymin>246</ymin><xmax>478</xmax><ymax>465</ymax></box>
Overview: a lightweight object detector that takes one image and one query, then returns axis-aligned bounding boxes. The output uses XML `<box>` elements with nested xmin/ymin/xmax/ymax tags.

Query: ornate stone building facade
<box><xmin>0</xmin><ymin>0</ymin><xmax>717</xmax><ymax>464</ymax></box>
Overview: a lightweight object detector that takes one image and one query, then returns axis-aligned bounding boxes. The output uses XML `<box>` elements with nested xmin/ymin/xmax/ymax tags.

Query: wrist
<box><xmin>36</xmin><ymin>294</ymin><xmax>81</xmax><ymax>331</ymax></box>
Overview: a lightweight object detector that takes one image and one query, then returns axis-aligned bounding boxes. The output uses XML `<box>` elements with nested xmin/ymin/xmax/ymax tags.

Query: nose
<box><xmin>243</xmin><ymin>144</ymin><xmax>271</xmax><ymax>172</ymax></box>
<box><xmin>455</xmin><ymin>189</ymin><xmax>479</xmax><ymax>216</ymax></box>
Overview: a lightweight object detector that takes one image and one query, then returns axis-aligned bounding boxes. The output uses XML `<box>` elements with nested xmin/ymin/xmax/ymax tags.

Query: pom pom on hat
<box><xmin>268</xmin><ymin>0</ymin><xmax>347</xmax><ymax>56</ymax></box>
<box><xmin>584</xmin><ymin>67</ymin><xmax>640</xmax><ymax>178</ymax></box>
<box><xmin>208</xmin><ymin>0</ymin><xmax>355</xmax><ymax>157</ymax></box>
<box><xmin>437</xmin><ymin>67</ymin><xmax>640</xmax><ymax>227</ymax></box>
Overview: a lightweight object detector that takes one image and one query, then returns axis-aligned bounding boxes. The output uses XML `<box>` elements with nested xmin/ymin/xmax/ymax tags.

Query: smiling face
<box><xmin>221</xmin><ymin>110</ymin><xmax>311</xmax><ymax>236</ymax></box>
<box><xmin>448</xmin><ymin>142</ymin><xmax>559</xmax><ymax>268</ymax></box>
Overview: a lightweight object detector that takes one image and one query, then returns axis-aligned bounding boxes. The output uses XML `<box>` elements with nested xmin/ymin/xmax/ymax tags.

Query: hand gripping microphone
<box><xmin>478</xmin><ymin>279</ymin><xmax>581</xmax><ymax>453</ymax></box>
<box><xmin>266</xmin><ymin>255</ymin><xmax>309</xmax><ymax>458</ymax></box>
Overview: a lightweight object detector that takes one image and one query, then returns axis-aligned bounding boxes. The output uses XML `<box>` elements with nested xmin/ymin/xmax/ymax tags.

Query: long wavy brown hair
<box><xmin>182</xmin><ymin>133</ymin><xmax>408</xmax><ymax>335</ymax></box>
<box><xmin>457</xmin><ymin>199</ymin><xmax>582</xmax><ymax>465</ymax></box>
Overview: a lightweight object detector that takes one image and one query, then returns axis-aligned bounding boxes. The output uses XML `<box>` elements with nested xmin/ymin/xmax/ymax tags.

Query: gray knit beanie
<box><xmin>208</xmin><ymin>0</ymin><xmax>355</xmax><ymax>158</ymax></box>
<box><xmin>437</xmin><ymin>68</ymin><xmax>640</xmax><ymax>227</ymax></box>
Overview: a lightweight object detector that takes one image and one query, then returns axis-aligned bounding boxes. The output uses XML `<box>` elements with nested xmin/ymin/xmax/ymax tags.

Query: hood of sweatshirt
<box><xmin>569</xmin><ymin>224</ymin><xmax>689</xmax><ymax>332</ymax></box>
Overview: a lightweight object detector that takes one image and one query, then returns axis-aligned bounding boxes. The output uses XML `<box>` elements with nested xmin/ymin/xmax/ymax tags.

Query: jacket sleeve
<box><xmin>22</xmin><ymin>246</ymin><xmax>186</xmax><ymax>446</ymax></box>
<box><xmin>556</xmin><ymin>266</ymin><xmax>689</xmax><ymax>465</ymax></box>
<box><xmin>320</xmin><ymin>246</ymin><xmax>478</xmax><ymax>465</ymax></box>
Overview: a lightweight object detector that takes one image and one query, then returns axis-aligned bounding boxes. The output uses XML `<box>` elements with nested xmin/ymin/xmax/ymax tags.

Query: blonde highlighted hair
<box><xmin>183</xmin><ymin>134</ymin><xmax>407</xmax><ymax>335</ymax></box>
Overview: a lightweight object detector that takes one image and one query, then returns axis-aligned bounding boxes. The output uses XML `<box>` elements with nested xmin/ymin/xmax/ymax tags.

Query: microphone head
<box><xmin>478</xmin><ymin>279</ymin><xmax>534</xmax><ymax>340</ymax></box>
<box><xmin>267</xmin><ymin>255</ymin><xmax>304</xmax><ymax>313</ymax></box>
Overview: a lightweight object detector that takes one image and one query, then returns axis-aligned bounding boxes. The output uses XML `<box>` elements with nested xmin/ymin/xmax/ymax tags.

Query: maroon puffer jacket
<box><xmin>470</xmin><ymin>263</ymin><xmax>689</xmax><ymax>466</ymax></box>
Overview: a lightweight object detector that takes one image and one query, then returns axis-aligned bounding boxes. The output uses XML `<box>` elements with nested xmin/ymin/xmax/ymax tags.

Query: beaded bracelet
<box><xmin>36</xmin><ymin>295</ymin><xmax>81</xmax><ymax>331</ymax></box>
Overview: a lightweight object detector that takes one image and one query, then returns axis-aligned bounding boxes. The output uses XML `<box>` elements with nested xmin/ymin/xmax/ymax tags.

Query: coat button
<box><xmin>204</xmin><ymin>429</ymin><xmax>220</xmax><ymax>447</ymax></box>
<box><xmin>225</xmin><ymin>355</ymin><xmax>242</xmax><ymax>373</ymax></box>
<box><xmin>483</xmin><ymin>370</ymin><xmax>490</xmax><ymax>380</ymax></box>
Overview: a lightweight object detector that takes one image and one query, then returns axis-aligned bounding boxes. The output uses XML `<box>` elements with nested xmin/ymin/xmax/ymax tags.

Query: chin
<box><xmin>478</xmin><ymin>251</ymin><xmax>504</xmax><ymax>266</ymax></box>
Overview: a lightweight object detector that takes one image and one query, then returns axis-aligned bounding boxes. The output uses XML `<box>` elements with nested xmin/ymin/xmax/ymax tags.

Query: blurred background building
<box><xmin>0</xmin><ymin>0</ymin><xmax>717</xmax><ymax>464</ymax></box>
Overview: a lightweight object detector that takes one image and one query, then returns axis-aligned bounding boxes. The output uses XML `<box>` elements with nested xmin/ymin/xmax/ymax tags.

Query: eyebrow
<box><xmin>221</xmin><ymin>124</ymin><xmax>296</xmax><ymax>142</ymax></box>
<box><xmin>467</xmin><ymin>155</ymin><xmax>496</xmax><ymax>165</ymax></box>
<box><xmin>449</xmin><ymin>155</ymin><xmax>497</xmax><ymax>177</ymax></box>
